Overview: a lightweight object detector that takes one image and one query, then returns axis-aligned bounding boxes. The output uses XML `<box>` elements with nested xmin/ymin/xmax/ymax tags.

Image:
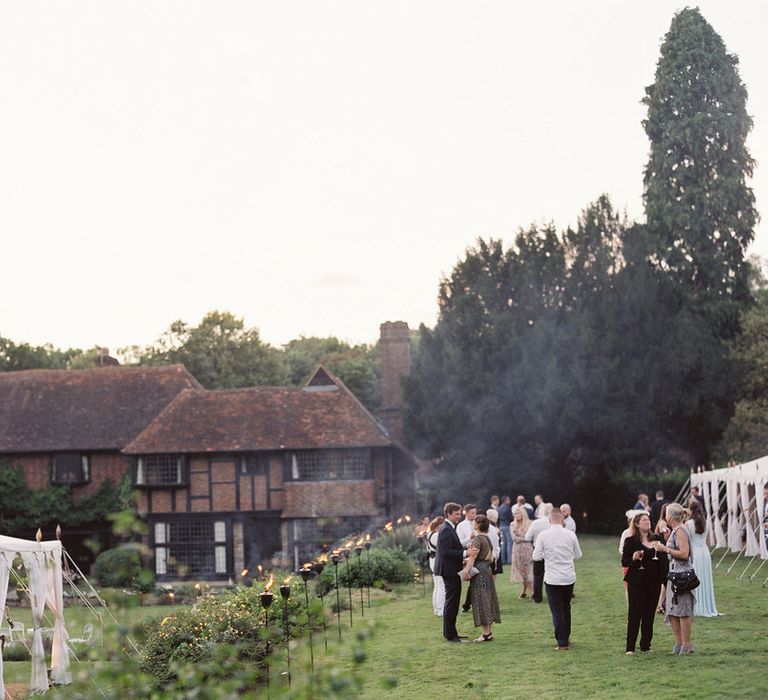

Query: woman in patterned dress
<box><xmin>509</xmin><ymin>507</ymin><xmax>534</xmax><ymax>598</ymax></box>
<box><xmin>651</xmin><ymin>503</ymin><xmax>695</xmax><ymax>654</ymax></box>
<box><xmin>461</xmin><ymin>515</ymin><xmax>501</xmax><ymax>641</ymax></box>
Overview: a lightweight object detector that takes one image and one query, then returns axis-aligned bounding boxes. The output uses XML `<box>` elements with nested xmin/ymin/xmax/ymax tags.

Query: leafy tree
<box><xmin>282</xmin><ymin>336</ymin><xmax>381</xmax><ymax>410</ymax></box>
<box><xmin>135</xmin><ymin>311</ymin><xmax>286</xmax><ymax>389</ymax></box>
<box><xmin>717</xmin><ymin>264</ymin><xmax>768</xmax><ymax>462</ymax></box>
<box><xmin>642</xmin><ymin>7</ymin><xmax>757</xmax><ymax>303</ymax></box>
<box><xmin>0</xmin><ymin>337</ymin><xmax>85</xmax><ymax>371</ymax></box>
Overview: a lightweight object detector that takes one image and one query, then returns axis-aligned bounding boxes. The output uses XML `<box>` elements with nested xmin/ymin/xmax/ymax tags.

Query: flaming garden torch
<box><xmin>298</xmin><ymin>563</ymin><xmax>317</xmax><ymax>671</ymax></box>
<box><xmin>364</xmin><ymin>534</ymin><xmax>372</xmax><ymax>608</ymax></box>
<box><xmin>343</xmin><ymin>543</ymin><xmax>353</xmax><ymax>627</ymax></box>
<box><xmin>260</xmin><ymin>576</ymin><xmax>275</xmax><ymax>697</ymax></box>
<box><xmin>330</xmin><ymin>550</ymin><xmax>342</xmax><ymax>640</ymax></box>
<box><xmin>354</xmin><ymin>540</ymin><xmax>365</xmax><ymax>617</ymax></box>
<box><xmin>279</xmin><ymin>577</ymin><xmax>292</xmax><ymax>686</ymax></box>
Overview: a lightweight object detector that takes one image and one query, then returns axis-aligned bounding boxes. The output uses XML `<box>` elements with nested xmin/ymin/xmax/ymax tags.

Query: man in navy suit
<box><xmin>434</xmin><ymin>502</ymin><xmax>479</xmax><ymax>642</ymax></box>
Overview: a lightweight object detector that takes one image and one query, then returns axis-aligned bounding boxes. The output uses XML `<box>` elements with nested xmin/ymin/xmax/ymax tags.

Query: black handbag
<box><xmin>667</xmin><ymin>568</ymin><xmax>700</xmax><ymax>604</ymax></box>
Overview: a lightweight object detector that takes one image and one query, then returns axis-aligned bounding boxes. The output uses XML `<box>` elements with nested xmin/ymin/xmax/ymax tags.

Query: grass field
<box><xmin>326</xmin><ymin>535</ymin><xmax>768</xmax><ymax>699</ymax></box>
<box><xmin>3</xmin><ymin>537</ymin><xmax>767</xmax><ymax>698</ymax></box>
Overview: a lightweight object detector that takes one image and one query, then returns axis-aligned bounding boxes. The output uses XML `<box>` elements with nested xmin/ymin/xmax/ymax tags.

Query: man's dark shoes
<box><xmin>446</xmin><ymin>637</ymin><xmax>466</xmax><ymax>643</ymax></box>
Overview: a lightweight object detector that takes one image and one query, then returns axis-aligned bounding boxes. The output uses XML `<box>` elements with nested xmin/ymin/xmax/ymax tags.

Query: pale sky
<box><xmin>2</xmin><ymin>2</ymin><xmax>767</xmax><ymax>353</ymax></box>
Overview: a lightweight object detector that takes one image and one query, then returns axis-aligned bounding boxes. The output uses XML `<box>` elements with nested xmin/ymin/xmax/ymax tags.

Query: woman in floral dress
<box><xmin>461</xmin><ymin>515</ymin><xmax>501</xmax><ymax>641</ymax></box>
<box><xmin>510</xmin><ymin>507</ymin><xmax>534</xmax><ymax>598</ymax></box>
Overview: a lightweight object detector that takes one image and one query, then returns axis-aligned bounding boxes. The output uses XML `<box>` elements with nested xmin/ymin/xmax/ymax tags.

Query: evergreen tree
<box><xmin>643</xmin><ymin>7</ymin><xmax>757</xmax><ymax>303</ymax></box>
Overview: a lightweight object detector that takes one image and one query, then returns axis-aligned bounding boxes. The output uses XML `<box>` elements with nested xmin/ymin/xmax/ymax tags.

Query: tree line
<box><xmin>0</xmin><ymin>310</ymin><xmax>382</xmax><ymax>411</ymax></box>
<box><xmin>401</xmin><ymin>8</ymin><xmax>765</xmax><ymax>528</ymax></box>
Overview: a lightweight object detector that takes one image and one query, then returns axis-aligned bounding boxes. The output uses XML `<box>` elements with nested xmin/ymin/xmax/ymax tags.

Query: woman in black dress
<box><xmin>621</xmin><ymin>512</ymin><xmax>668</xmax><ymax>654</ymax></box>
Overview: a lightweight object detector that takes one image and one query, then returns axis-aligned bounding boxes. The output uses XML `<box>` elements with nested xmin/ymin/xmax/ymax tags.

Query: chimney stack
<box><xmin>378</xmin><ymin>321</ymin><xmax>411</xmax><ymax>441</ymax></box>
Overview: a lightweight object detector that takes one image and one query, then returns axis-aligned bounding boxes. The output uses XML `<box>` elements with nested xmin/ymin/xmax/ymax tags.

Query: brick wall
<box><xmin>3</xmin><ymin>451</ymin><xmax>130</xmax><ymax>496</ymax></box>
<box><xmin>282</xmin><ymin>479</ymin><xmax>379</xmax><ymax>518</ymax></box>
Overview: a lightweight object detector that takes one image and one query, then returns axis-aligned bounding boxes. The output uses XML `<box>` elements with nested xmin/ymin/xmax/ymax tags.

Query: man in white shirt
<box><xmin>525</xmin><ymin>502</ymin><xmax>553</xmax><ymax>602</ymax></box>
<box><xmin>561</xmin><ymin>503</ymin><xmax>577</xmax><ymax>532</ymax></box>
<box><xmin>456</xmin><ymin>504</ymin><xmax>477</xmax><ymax>613</ymax></box>
<box><xmin>532</xmin><ymin>507</ymin><xmax>582</xmax><ymax>650</ymax></box>
<box><xmin>533</xmin><ymin>494</ymin><xmax>544</xmax><ymax>519</ymax></box>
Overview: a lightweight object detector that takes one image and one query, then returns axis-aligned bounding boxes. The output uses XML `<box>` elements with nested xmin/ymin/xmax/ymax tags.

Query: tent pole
<box><xmin>673</xmin><ymin>476</ymin><xmax>691</xmax><ymax>507</ymax></box>
<box><xmin>737</xmin><ymin>555</ymin><xmax>758</xmax><ymax>580</ymax></box>
<box><xmin>709</xmin><ymin>482</ymin><xmax>728</xmax><ymax>553</ymax></box>
<box><xmin>62</xmin><ymin>549</ymin><xmax>142</xmax><ymax>656</ymax></box>
<box><xmin>749</xmin><ymin>556</ymin><xmax>767</xmax><ymax>581</ymax></box>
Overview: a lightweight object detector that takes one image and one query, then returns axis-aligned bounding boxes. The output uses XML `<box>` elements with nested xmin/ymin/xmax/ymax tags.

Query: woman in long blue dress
<box><xmin>686</xmin><ymin>500</ymin><xmax>719</xmax><ymax>617</ymax></box>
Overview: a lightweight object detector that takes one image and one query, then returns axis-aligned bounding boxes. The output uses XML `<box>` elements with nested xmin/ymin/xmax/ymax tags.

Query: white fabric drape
<box><xmin>740</xmin><ymin>481</ymin><xmax>759</xmax><ymax>556</ymax></box>
<box><xmin>0</xmin><ymin>552</ymin><xmax>10</xmax><ymax>700</ymax></box>
<box><xmin>702</xmin><ymin>479</ymin><xmax>715</xmax><ymax>547</ymax></box>
<box><xmin>21</xmin><ymin>551</ymin><xmax>50</xmax><ymax>694</ymax></box>
<box><xmin>756</xmin><ymin>480</ymin><xmax>768</xmax><ymax>560</ymax></box>
<box><xmin>727</xmin><ymin>479</ymin><xmax>741</xmax><ymax>552</ymax></box>
<box><xmin>710</xmin><ymin>481</ymin><xmax>727</xmax><ymax>548</ymax></box>
<box><xmin>46</xmin><ymin>551</ymin><xmax>71</xmax><ymax>684</ymax></box>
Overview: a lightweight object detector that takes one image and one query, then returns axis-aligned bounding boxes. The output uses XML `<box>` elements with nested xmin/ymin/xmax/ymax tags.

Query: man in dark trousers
<box><xmin>434</xmin><ymin>502</ymin><xmax>478</xmax><ymax>642</ymax></box>
<box><xmin>649</xmin><ymin>490</ymin><xmax>668</xmax><ymax>529</ymax></box>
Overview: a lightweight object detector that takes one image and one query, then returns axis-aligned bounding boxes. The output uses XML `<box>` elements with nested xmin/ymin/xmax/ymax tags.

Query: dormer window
<box><xmin>52</xmin><ymin>453</ymin><xmax>90</xmax><ymax>485</ymax></box>
<box><xmin>135</xmin><ymin>454</ymin><xmax>185</xmax><ymax>487</ymax></box>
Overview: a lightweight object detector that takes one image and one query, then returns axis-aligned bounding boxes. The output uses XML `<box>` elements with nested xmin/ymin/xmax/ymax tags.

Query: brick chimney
<box><xmin>378</xmin><ymin>321</ymin><xmax>411</xmax><ymax>441</ymax></box>
<box><xmin>95</xmin><ymin>348</ymin><xmax>120</xmax><ymax>367</ymax></box>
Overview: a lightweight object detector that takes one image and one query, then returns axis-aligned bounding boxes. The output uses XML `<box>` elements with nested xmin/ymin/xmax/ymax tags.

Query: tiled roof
<box><xmin>124</xmin><ymin>368</ymin><xmax>393</xmax><ymax>454</ymax></box>
<box><xmin>0</xmin><ymin>365</ymin><xmax>202</xmax><ymax>452</ymax></box>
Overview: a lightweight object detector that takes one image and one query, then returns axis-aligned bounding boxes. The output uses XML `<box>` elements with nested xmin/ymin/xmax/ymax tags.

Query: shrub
<box><xmin>139</xmin><ymin>579</ymin><xmax>312</xmax><ymax>688</ymax></box>
<box><xmin>92</xmin><ymin>546</ymin><xmax>155</xmax><ymax>592</ymax></box>
<box><xmin>2</xmin><ymin>643</ymin><xmax>30</xmax><ymax>662</ymax></box>
<box><xmin>318</xmin><ymin>548</ymin><xmax>415</xmax><ymax>594</ymax></box>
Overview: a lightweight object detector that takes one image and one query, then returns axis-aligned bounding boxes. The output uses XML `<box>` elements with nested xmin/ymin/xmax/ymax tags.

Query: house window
<box><xmin>153</xmin><ymin>519</ymin><xmax>228</xmax><ymax>578</ymax></box>
<box><xmin>290</xmin><ymin>449</ymin><xmax>370</xmax><ymax>481</ymax></box>
<box><xmin>241</xmin><ymin>454</ymin><xmax>269</xmax><ymax>475</ymax></box>
<box><xmin>52</xmin><ymin>453</ymin><xmax>90</xmax><ymax>485</ymax></box>
<box><xmin>136</xmin><ymin>455</ymin><xmax>184</xmax><ymax>486</ymax></box>
<box><xmin>290</xmin><ymin>516</ymin><xmax>371</xmax><ymax>569</ymax></box>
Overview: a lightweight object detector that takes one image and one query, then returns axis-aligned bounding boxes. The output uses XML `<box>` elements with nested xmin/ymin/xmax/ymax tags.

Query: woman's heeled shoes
<box><xmin>474</xmin><ymin>633</ymin><xmax>494</xmax><ymax>642</ymax></box>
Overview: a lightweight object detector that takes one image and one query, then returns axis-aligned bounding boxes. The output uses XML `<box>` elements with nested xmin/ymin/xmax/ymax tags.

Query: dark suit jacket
<box><xmin>649</xmin><ymin>499</ymin><xmax>668</xmax><ymax>529</ymax></box>
<box><xmin>434</xmin><ymin>521</ymin><xmax>464</xmax><ymax>577</ymax></box>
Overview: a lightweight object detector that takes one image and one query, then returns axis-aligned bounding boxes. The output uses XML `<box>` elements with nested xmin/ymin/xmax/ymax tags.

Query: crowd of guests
<box><xmin>423</xmin><ymin>488</ymin><xmax>728</xmax><ymax>654</ymax></box>
<box><xmin>425</xmin><ymin>495</ymin><xmax>581</xmax><ymax>649</ymax></box>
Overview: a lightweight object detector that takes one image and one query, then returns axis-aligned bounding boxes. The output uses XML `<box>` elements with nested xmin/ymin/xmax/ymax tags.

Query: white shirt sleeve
<box><xmin>572</xmin><ymin>533</ymin><xmax>582</xmax><ymax>561</ymax></box>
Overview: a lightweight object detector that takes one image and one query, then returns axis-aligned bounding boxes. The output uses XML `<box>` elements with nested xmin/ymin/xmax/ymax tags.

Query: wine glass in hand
<box><xmin>637</xmin><ymin>549</ymin><xmax>645</xmax><ymax>570</ymax></box>
<box><xmin>652</xmin><ymin>541</ymin><xmax>660</xmax><ymax>561</ymax></box>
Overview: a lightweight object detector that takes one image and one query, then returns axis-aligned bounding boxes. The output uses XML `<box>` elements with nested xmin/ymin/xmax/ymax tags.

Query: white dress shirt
<box><xmin>532</xmin><ymin>524</ymin><xmax>582</xmax><ymax>586</ymax></box>
<box><xmin>524</xmin><ymin>517</ymin><xmax>551</xmax><ymax>547</ymax></box>
<box><xmin>487</xmin><ymin>523</ymin><xmax>501</xmax><ymax>562</ymax></box>
<box><xmin>456</xmin><ymin>518</ymin><xmax>475</xmax><ymax>548</ymax></box>
<box><xmin>564</xmin><ymin>516</ymin><xmax>576</xmax><ymax>532</ymax></box>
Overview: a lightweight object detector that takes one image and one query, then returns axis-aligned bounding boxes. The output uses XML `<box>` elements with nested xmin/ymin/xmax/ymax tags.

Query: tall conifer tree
<box><xmin>643</xmin><ymin>8</ymin><xmax>757</xmax><ymax>303</ymax></box>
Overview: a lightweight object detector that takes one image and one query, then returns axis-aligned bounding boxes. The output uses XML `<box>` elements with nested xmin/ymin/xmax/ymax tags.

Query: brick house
<box><xmin>0</xmin><ymin>325</ymin><xmax>417</xmax><ymax>579</ymax></box>
<box><xmin>0</xmin><ymin>365</ymin><xmax>203</xmax><ymax>569</ymax></box>
<box><xmin>123</xmin><ymin>365</ymin><xmax>417</xmax><ymax>578</ymax></box>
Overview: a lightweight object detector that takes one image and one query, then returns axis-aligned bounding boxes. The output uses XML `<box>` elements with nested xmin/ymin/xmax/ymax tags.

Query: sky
<box><xmin>2</xmin><ymin>1</ymin><xmax>767</xmax><ymax>353</ymax></box>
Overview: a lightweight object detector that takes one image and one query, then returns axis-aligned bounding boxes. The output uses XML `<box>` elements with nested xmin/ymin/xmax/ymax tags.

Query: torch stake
<box><xmin>343</xmin><ymin>550</ymin><xmax>354</xmax><ymax>627</ymax></box>
<box><xmin>314</xmin><ymin>563</ymin><xmax>328</xmax><ymax>651</ymax></box>
<box><xmin>303</xmin><ymin>581</ymin><xmax>314</xmax><ymax>671</ymax></box>
<box><xmin>355</xmin><ymin>547</ymin><xmax>364</xmax><ymax>617</ymax></box>
<box><xmin>365</xmin><ymin>543</ymin><xmax>372</xmax><ymax>608</ymax></box>
<box><xmin>279</xmin><ymin>584</ymin><xmax>291</xmax><ymax>686</ymax></box>
<box><xmin>259</xmin><ymin>591</ymin><xmax>274</xmax><ymax>699</ymax></box>
<box><xmin>331</xmin><ymin>555</ymin><xmax>342</xmax><ymax>640</ymax></box>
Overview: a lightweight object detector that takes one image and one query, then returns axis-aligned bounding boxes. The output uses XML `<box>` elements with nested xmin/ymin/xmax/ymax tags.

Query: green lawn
<box><xmin>322</xmin><ymin>535</ymin><xmax>768</xmax><ymax>699</ymax></box>
<box><xmin>4</xmin><ymin>538</ymin><xmax>767</xmax><ymax>698</ymax></box>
